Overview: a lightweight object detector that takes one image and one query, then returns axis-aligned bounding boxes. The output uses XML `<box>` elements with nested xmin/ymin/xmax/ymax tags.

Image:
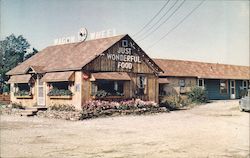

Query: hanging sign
<box><xmin>82</xmin><ymin>73</ymin><xmax>89</xmax><ymax>80</ymax></box>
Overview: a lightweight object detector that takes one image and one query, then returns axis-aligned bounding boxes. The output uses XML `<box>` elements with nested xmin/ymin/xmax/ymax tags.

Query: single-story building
<box><xmin>6</xmin><ymin>34</ymin><xmax>250</xmax><ymax>109</ymax></box>
<box><xmin>154</xmin><ymin>59</ymin><xmax>250</xmax><ymax>100</ymax></box>
<box><xmin>6</xmin><ymin>34</ymin><xmax>163</xmax><ymax>109</ymax></box>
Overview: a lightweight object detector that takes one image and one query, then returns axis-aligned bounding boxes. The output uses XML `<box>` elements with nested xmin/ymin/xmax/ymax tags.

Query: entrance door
<box><xmin>37</xmin><ymin>79</ymin><xmax>45</xmax><ymax>106</ymax></box>
<box><xmin>230</xmin><ymin>80</ymin><xmax>236</xmax><ymax>99</ymax></box>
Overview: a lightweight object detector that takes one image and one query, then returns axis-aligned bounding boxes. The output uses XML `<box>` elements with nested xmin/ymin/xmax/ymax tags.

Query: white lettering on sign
<box><xmin>89</xmin><ymin>29</ymin><xmax>116</xmax><ymax>40</ymax></box>
<box><xmin>54</xmin><ymin>28</ymin><xmax>116</xmax><ymax>45</ymax></box>
<box><xmin>107</xmin><ymin>54</ymin><xmax>141</xmax><ymax>63</ymax></box>
<box><xmin>54</xmin><ymin>36</ymin><xmax>76</xmax><ymax>45</ymax></box>
<box><xmin>117</xmin><ymin>62</ymin><xmax>133</xmax><ymax>69</ymax></box>
<box><xmin>106</xmin><ymin>39</ymin><xmax>141</xmax><ymax>70</ymax></box>
<box><xmin>117</xmin><ymin>47</ymin><xmax>132</xmax><ymax>54</ymax></box>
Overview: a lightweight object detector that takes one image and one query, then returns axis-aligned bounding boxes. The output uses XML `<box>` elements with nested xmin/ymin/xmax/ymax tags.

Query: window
<box><xmin>159</xmin><ymin>84</ymin><xmax>166</xmax><ymax>96</ymax></box>
<box><xmin>121</xmin><ymin>40</ymin><xmax>128</xmax><ymax>47</ymax></box>
<box><xmin>47</xmin><ymin>82</ymin><xmax>73</xmax><ymax>96</ymax></box>
<box><xmin>198</xmin><ymin>79</ymin><xmax>204</xmax><ymax>87</ymax></box>
<box><xmin>92</xmin><ymin>80</ymin><xmax>124</xmax><ymax>96</ymax></box>
<box><xmin>240</xmin><ymin>80</ymin><xmax>249</xmax><ymax>97</ymax></box>
<box><xmin>51</xmin><ymin>82</ymin><xmax>70</xmax><ymax>90</ymax></box>
<box><xmin>18</xmin><ymin>83</ymin><xmax>30</xmax><ymax>91</ymax></box>
<box><xmin>242</xmin><ymin>80</ymin><xmax>248</xmax><ymax>90</ymax></box>
<box><xmin>137</xmin><ymin>76</ymin><xmax>147</xmax><ymax>95</ymax></box>
<box><xmin>220</xmin><ymin>80</ymin><xmax>228</xmax><ymax>94</ymax></box>
<box><xmin>179</xmin><ymin>79</ymin><xmax>185</xmax><ymax>87</ymax></box>
<box><xmin>14</xmin><ymin>83</ymin><xmax>31</xmax><ymax>96</ymax></box>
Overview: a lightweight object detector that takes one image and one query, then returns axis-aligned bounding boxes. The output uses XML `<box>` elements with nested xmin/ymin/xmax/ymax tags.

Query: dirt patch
<box><xmin>0</xmin><ymin>100</ymin><xmax>249</xmax><ymax>158</ymax></box>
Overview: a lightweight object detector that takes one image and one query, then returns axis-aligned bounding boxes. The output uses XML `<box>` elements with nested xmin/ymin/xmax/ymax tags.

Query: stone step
<box><xmin>21</xmin><ymin>107</ymin><xmax>47</xmax><ymax>117</ymax></box>
<box><xmin>20</xmin><ymin>112</ymin><xmax>34</xmax><ymax>117</ymax></box>
<box><xmin>21</xmin><ymin>109</ymin><xmax>38</xmax><ymax>114</ymax></box>
<box><xmin>20</xmin><ymin>110</ymin><xmax>36</xmax><ymax>116</ymax></box>
<box><xmin>25</xmin><ymin>107</ymin><xmax>47</xmax><ymax>111</ymax></box>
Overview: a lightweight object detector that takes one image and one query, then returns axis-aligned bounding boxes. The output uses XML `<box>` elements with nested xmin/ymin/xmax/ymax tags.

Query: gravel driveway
<box><xmin>0</xmin><ymin>100</ymin><xmax>249</xmax><ymax>158</ymax></box>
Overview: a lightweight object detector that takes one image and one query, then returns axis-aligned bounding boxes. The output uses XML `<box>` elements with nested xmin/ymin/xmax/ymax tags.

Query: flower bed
<box><xmin>93</xmin><ymin>90</ymin><xmax>124</xmax><ymax>98</ymax></box>
<box><xmin>47</xmin><ymin>88</ymin><xmax>73</xmax><ymax>96</ymax></box>
<box><xmin>36</xmin><ymin>99</ymin><xmax>169</xmax><ymax>121</ymax></box>
<box><xmin>49</xmin><ymin>96</ymin><xmax>72</xmax><ymax>99</ymax></box>
<box><xmin>80</xmin><ymin>99</ymin><xmax>169</xmax><ymax>120</ymax></box>
<box><xmin>1</xmin><ymin>100</ymin><xmax>169</xmax><ymax>121</ymax></box>
<box><xmin>14</xmin><ymin>90</ymin><xmax>32</xmax><ymax>98</ymax></box>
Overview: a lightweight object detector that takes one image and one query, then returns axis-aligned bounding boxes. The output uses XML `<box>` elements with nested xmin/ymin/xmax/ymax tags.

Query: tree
<box><xmin>0</xmin><ymin>34</ymin><xmax>38</xmax><ymax>93</ymax></box>
<box><xmin>24</xmin><ymin>48</ymin><xmax>38</xmax><ymax>60</ymax></box>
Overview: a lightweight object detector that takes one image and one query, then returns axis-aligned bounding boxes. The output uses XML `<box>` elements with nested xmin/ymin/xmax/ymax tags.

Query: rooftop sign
<box><xmin>54</xmin><ymin>28</ymin><xmax>116</xmax><ymax>45</ymax></box>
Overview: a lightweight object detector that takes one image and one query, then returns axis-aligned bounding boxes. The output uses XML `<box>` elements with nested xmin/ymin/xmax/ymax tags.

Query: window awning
<box><xmin>158</xmin><ymin>78</ymin><xmax>170</xmax><ymax>84</ymax></box>
<box><xmin>8</xmin><ymin>74</ymin><xmax>32</xmax><ymax>83</ymax></box>
<box><xmin>90</xmin><ymin>72</ymin><xmax>131</xmax><ymax>81</ymax></box>
<box><xmin>41</xmin><ymin>71</ymin><xmax>74</xmax><ymax>82</ymax></box>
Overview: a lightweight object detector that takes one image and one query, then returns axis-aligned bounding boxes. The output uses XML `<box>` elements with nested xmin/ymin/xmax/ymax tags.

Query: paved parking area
<box><xmin>0</xmin><ymin>100</ymin><xmax>249</xmax><ymax>158</ymax></box>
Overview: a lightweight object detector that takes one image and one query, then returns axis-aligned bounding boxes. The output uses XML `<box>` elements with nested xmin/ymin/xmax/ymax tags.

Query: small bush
<box><xmin>3</xmin><ymin>84</ymin><xmax>10</xmax><ymax>94</ymax></box>
<box><xmin>239</xmin><ymin>88</ymin><xmax>248</xmax><ymax>98</ymax></box>
<box><xmin>14</xmin><ymin>90</ymin><xmax>31</xmax><ymax>96</ymax></box>
<box><xmin>187</xmin><ymin>86</ymin><xmax>208</xmax><ymax>103</ymax></box>
<box><xmin>11</xmin><ymin>103</ymin><xmax>25</xmax><ymax>109</ymax></box>
<box><xmin>47</xmin><ymin>88</ymin><xmax>73</xmax><ymax>96</ymax></box>
<box><xmin>93</xmin><ymin>90</ymin><xmax>124</xmax><ymax>98</ymax></box>
<box><xmin>94</xmin><ymin>90</ymin><xmax>108</xmax><ymax>98</ymax></box>
<box><xmin>160</xmin><ymin>95</ymin><xmax>189</xmax><ymax>110</ymax></box>
<box><xmin>80</xmin><ymin>99</ymin><xmax>164</xmax><ymax>119</ymax></box>
<box><xmin>49</xmin><ymin>104</ymin><xmax>76</xmax><ymax>111</ymax></box>
<box><xmin>82</xmin><ymin>99</ymin><xmax>158</xmax><ymax>111</ymax></box>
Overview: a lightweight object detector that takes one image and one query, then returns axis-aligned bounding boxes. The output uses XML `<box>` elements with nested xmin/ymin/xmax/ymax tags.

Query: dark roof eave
<box><xmin>6</xmin><ymin>67</ymin><xmax>83</xmax><ymax>76</ymax></box>
<box><xmin>159</xmin><ymin>75</ymin><xmax>250</xmax><ymax>80</ymax></box>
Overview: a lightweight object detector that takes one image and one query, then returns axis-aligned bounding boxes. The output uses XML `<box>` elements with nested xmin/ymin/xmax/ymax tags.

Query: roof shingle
<box><xmin>154</xmin><ymin>59</ymin><xmax>250</xmax><ymax>80</ymax></box>
<box><xmin>41</xmin><ymin>71</ymin><xmax>74</xmax><ymax>82</ymax></box>
<box><xmin>6</xmin><ymin>35</ymin><xmax>126</xmax><ymax>75</ymax></box>
<box><xmin>8</xmin><ymin>74</ymin><xmax>32</xmax><ymax>83</ymax></box>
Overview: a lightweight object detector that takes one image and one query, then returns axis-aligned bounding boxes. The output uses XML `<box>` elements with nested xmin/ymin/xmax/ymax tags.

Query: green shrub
<box><xmin>47</xmin><ymin>88</ymin><xmax>73</xmax><ymax>96</ymax></box>
<box><xmin>14</xmin><ymin>90</ymin><xmax>30</xmax><ymax>96</ymax></box>
<box><xmin>239</xmin><ymin>89</ymin><xmax>247</xmax><ymax>98</ymax></box>
<box><xmin>3</xmin><ymin>84</ymin><xmax>10</xmax><ymax>93</ymax></box>
<box><xmin>49</xmin><ymin>104</ymin><xmax>76</xmax><ymax>111</ymax></box>
<box><xmin>11</xmin><ymin>103</ymin><xmax>25</xmax><ymax>109</ymax></box>
<box><xmin>93</xmin><ymin>90</ymin><xmax>124</xmax><ymax>98</ymax></box>
<box><xmin>94</xmin><ymin>90</ymin><xmax>107</xmax><ymax>98</ymax></box>
<box><xmin>187</xmin><ymin>86</ymin><xmax>208</xmax><ymax>103</ymax></box>
<box><xmin>160</xmin><ymin>95</ymin><xmax>189</xmax><ymax>110</ymax></box>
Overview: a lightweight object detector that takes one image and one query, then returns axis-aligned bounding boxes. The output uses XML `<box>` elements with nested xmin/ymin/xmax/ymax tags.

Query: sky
<box><xmin>1</xmin><ymin>0</ymin><xmax>249</xmax><ymax>66</ymax></box>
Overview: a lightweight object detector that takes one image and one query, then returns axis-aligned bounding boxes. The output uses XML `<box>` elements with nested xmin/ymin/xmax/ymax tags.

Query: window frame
<box><xmin>242</xmin><ymin>80</ymin><xmax>248</xmax><ymax>90</ymax></box>
<box><xmin>137</xmin><ymin>75</ymin><xmax>147</xmax><ymax>95</ymax></box>
<box><xmin>197</xmin><ymin>79</ymin><xmax>204</xmax><ymax>87</ymax></box>
<box><xmin>50</xmin><ymin>81</ymin><xmax>71</xmax><ymax>90</ymax></box>
<box><xmin>91</xmin><ymin>82</ymin><xmax>97</xmax><ymax>96</ymax></box>
<box><xmin>220</xmin><ymin>79</ymin><xmax>228</xmax><ymax>94</ymax></box>
<box><xmin>91</xmin><ymin>80</ymin><xmax>124</xmax><ymax>96</ymax></box>
<box><xmin>179</xmin><ymin>79</ymin><xmax>185</xmax><ymax>87</ymax></box>
<box><xmin>14</xmin><ymin>83</ymin><xmax>32</xmax><ymax>96</ymax></box>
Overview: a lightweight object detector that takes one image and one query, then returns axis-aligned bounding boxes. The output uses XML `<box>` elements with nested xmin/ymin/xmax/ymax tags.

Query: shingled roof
<box><xmin>6</xmin><ymin>35</ymin><xmax>126</xmax><ymax>75</ymax></box>
<box><xmin>154</xmin><ymin>59</ymin><xmax>250</xmax><ymax>80</ymax></box>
